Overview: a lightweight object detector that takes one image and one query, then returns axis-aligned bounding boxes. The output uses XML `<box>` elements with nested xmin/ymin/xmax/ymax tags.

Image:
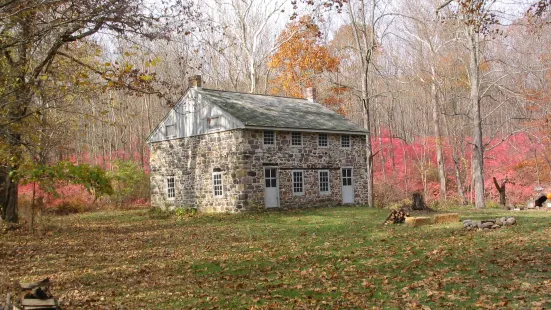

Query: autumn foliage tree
<box><xmin>268</xmin><ymin>16</ymin><xmax>339</xmax><ymax>99</ymax></box>
<box><xmin>0</xmin><ymin>0</ymin><xmax>194</xmax><ymax>222</ymax></box>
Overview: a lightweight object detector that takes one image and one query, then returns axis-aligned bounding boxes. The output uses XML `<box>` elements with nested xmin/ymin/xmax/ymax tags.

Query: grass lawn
<box><xmin>1</xmin><ymin>206</ymin><xmax>551</xmax><ymax>309</ymax></box>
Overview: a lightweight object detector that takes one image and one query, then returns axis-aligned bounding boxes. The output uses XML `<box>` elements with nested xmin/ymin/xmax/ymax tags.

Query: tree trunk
<box><xmin>0</xmin><ymin>165</ymin><xmax>8</xmax><ymax>220</ymax></box>
<box><xmin>431</xmin><ymin>80</ymin><xmax>446</xmax><ymax>200</ymax></box>
<box><xmin>452</xmin><ymin>144</ymin><xmax>467</xmax><ymax>205</ymax></box>
<box><xmin>492</xmin><ymin>177</ymin><xmax>507</xmax><ymax>207</ymax></box>
<box><xmin>363</xmin><ymin>99</ymin><xmax>374</xmax><ymax>208</ymax></box>
<box><xmin>469</xmin><ymin>26</ymin><xmax>485</xmax><ymax>209</ymax></box>
<box><xmin>1</xmin><ymin>153</ymin><xmax>19</xmax><ymax>223</ymax></box>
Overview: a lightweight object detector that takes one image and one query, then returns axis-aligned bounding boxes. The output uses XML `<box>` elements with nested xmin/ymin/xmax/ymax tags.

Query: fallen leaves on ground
<box><xmin>1</xmin><ymin>207</ymin><xmax>551</xmax><ymax>309</ymax></box>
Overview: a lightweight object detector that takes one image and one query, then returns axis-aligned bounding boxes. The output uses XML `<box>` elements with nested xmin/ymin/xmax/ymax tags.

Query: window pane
<box><xmin>292</xmin><ymin>132</ymin><xmax>302</xmax><ymax>146</ymax></box>
<box><xmin>264</xmin><ymin>131</ymin><xmax>274</xmax><ymax>145</ymax></box>
<box><xmin>213</xmin><ymin>173</ymin><xmax>223</xmax><ymax>197</ymax></box>
<box><xmin>167</xmin><ymin>177</ymin><xmax>175</xmax><ymax>198</ymax></box>
<box><xmin>293</xmin><ymin>171</ymin><xmax>303</xmax><ymax>193</ymax></box>
<box><xmin>319</xmin><ymin>134</ymin><xmax>328</xmax><ymax>147</ymax></box>
<box><xmin>319</xmin><ymin>171</ymin><xmax>329</xmax><ymax>193</ymax></box>
<box><xmin>341</xmin><ymin>135</ymin><xmax>350</xmax><ymax>147</ymax></box>
<box><xmin>271</xmin><ymin>179</ymin><xmax>277</xmax><ymax>187</ymax></box>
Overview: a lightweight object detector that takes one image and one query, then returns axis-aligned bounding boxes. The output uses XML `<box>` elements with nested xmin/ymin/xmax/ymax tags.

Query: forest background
<box><xmin>3</xmin><ymin>0</ymin><xmax>551</xmax><ymax>222</ymax></box>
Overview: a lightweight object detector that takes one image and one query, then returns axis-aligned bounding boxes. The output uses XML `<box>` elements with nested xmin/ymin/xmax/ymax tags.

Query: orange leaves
<box><xmin>268</xmin><ymin>15</ymin><xmax>339</xmax><ymax>98</ymax></box>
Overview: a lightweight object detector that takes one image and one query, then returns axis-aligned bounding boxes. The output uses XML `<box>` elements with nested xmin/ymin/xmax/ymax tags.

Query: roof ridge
<box><xmin>200</xmin><ymin>88</ymin><xmax>310</xmax><ymax>101</ymax></box>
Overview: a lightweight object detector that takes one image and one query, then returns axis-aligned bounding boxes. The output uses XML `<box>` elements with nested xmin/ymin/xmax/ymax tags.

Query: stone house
<box><xmin>147</xmin><ymin>76</ymin><xmax>368</xmax><ymax>212</ymax></box>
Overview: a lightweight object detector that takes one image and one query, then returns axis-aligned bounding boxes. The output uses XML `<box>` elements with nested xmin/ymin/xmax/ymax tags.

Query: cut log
<box><xmin>21</xmin><ymin>298</ymin><xmax>59</xmax><ymax>310</ymax></box>
<box><xmin>4</xmin><ymin>293</ymin><xmax>11</xmax><ymax>310</ymax></box>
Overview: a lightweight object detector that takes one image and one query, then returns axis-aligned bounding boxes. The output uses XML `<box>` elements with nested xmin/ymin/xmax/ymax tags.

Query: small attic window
<box><xmin>208</xmin><ymin>116</ymin><xmax>222</xmax><ymax>131</ymax></box>
<box><xmin>166</xmin><ymin>124</ymin><xmax>176</xmax><ymax>138</ymax></box>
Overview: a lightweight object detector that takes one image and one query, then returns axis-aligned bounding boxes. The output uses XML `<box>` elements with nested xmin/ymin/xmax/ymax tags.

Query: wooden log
<box><xmin>4</xmin><ymin>293</ymin><xmax>11</xmax><ymax>310</ymax></box>
<box><xmin>20</xmin><ymin>279</ymin><xmax>50</xmax><ymax>291</ymax></box>
<box><xmin>21</xmin><ymin>298</ymin><xmax>59</xmax><ymax>309</ymax></box>
<box><xmin>433</xmin><ymin>213</ymin><xmax>460</xmax><ymax>224</ymax></box>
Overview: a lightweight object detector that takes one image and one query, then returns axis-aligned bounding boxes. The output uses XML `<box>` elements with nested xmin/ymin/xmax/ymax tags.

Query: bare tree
<box><xmin>203</xmin><ymin>0</ymin><xmax>289</xmax><ymax>93</ymax></box>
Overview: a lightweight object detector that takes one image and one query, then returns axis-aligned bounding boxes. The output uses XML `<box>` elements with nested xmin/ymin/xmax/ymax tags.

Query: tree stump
<box><xmin>411</xmin><ymin>192</ymin><xmax>428</xmax><ymax>210</ymax></box>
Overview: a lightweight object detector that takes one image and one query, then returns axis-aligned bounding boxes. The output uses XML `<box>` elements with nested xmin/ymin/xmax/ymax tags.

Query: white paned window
<box><xmin>341</xmin><ymin>135</ymin><xmax>351</xmax><ymax>148</ymax></box>
<box><xmin>264</xmin><ymin>131</ymin><xmax>275</xmax><ymax>146</ymax></box>
<box><xmin>165</xmin><ymin>124</ymin><xmax>176</xmax><ymax>139</ymax></box>
<box><xmin>167</xmin><ymin>176</ymin><xmax>175</xmax><ymax>199</ymax></box>
<box><xmin>213</xmin><ymin>172</ymin><xmax>223</xmax><ymax>197</ymax></box>
<box><xmin>292</xmin><ymin>170</ymin><xmax>304</xmax><ymax>195</ymax></box>
<box><xmin>319</xmin><ymin>170</ymin><xmax>330</xmax><ymax>194</ymax></box>
<box><xmin>342</xmin><ymin>168</ymin><xmax>353</xmax><ymax>186</ymax></box>
<box><xmin>318</xmin><ymin>133</ymin><xmax>328</xmax><ymax>147</ymax></box>
<box><xmin>291</xmin><ymin>132</ymin><xmax>302</xmax><ymax>146</ymax></box>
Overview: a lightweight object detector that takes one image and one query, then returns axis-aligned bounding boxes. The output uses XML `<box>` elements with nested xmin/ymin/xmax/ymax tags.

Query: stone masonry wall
<box><xmin>149</xmin><ymin>131</ymin><xmax>242</xmax><ymax>212</ymax></box>
<box><xmin>234</xmin><ymin>130</ymin><xmax>368</xmax><ymax>210</ymax></box>
<box><xmin>149</xmin><ymin>129</ymin><xmax>368</xmax><ymax>212</ymax></box>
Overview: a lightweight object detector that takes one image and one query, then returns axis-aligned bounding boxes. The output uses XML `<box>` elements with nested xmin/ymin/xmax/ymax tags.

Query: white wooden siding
<box><xmin>148</xmin><ymin>90</ymin><xmax>243</xmax><ymax>142</ymax></box>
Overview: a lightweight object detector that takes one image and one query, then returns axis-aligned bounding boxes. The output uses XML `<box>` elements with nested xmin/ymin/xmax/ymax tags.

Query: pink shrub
<box><xmin>18</xmin><ymin>132</ymin><xmax>545</xmax><ymax>208</ymax></box>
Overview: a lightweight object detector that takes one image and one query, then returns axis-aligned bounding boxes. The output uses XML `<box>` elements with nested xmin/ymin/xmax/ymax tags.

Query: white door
<box><xmin>342</xmin><ymin>168</ymin><xmax>354</xmax><ymax>204</ymax></box>
<box><xmin>264</xmin><ymin>167</ymin><xmax>279</xmax><ymax>208</ymax></box>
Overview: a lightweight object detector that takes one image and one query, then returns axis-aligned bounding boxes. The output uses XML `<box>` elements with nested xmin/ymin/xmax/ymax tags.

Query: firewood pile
<box><xmin>383</xmin><ymin>209</ymin><xmax>410</xmax><ymax>225</ymax></box>
<box><xmin>2</xmin><ymin>278</ymin><xmax>60</xmax><ymax>310</ymax></box>
<box><xmin>463</xmin><ymin>217</ymin><xmax>517</xmax><ymax>231</ymax></box>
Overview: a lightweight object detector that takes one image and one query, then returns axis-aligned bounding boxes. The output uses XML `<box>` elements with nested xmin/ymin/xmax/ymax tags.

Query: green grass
<box><xmin>2</xmin><ymin>206</ymin><xmax>551</xmax><ymax>309</ymax></box>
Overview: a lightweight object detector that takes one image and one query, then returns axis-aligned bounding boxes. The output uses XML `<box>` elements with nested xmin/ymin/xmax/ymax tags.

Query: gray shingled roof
<box><xmin>198</xmin><ymin>88</ymin><xmax>367</xmax><ymax>134</ymax></box>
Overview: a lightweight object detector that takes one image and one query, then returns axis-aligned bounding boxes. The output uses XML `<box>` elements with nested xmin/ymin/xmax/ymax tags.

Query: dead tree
<box><xmin>492</xmin><ymin>177</ymin><xmax>513</xmax><ymax>207</ymax></box>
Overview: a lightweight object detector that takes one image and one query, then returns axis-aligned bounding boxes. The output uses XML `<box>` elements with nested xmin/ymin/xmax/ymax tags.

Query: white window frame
<box><xmin>212</xmin><ymin>172</ymin><xmax>224</xmax><ymax>198</ymax></box>
<box><xmin>291</xmin><ymin>132</ymin><xmax>302</xmax><ymax>147</ymax></box>
<box><xmin>292</xmin><ymin>170</ymin><xmax>304</xmax><ymax>196</ymax></box>
<box><xmin>167</xmin><ymin>176</ymin><xmax>175</xmax><ymax>200</ymax></box>
<box><xmin>318</xmin><ymin>133</ymin><xmax>328</xmax><ymax>148</ymax></box>
<box><xmin>341</xmin><ymin>167</ymin><xmax>353</xmax><ymax>187</ymax></box>
<box><xmin>341</xmin><ymin>135</ymin><xmax>351</xmax><ymax>148</ymax></box>
<box><xmin>318</xmin><ymin>170</ymin><xmax>330</xmax><ymax>195</ymax></box>
<box><xmin>263</xmin><ymin>130</ymin><xmax>275</xmax><ymax>147</ymax></box>
<box><xmin>165</xmin><ymin>123</ymin><xmax>176</xmax><ymax>139</ymax></box>
<box><xmin>207</xmin><ymin>116</ymin><xmax>222</xmax><ymax>132</ymax></box>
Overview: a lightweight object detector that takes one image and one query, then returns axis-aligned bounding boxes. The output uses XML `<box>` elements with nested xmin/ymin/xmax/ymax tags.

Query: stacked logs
<box><xmin>1</xmin><ymin>278</ymin><xmax>61</xmax><ymax>310</ymax></box>
<box><xmin>463</xmin><ymin>217</ymin><xmax>517</xmax><ymax>231</ymax></box>
<box><xmin>383</xmin><ymin>209</ymin><xmax>410</xmax><ymax>225</ymax></box>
